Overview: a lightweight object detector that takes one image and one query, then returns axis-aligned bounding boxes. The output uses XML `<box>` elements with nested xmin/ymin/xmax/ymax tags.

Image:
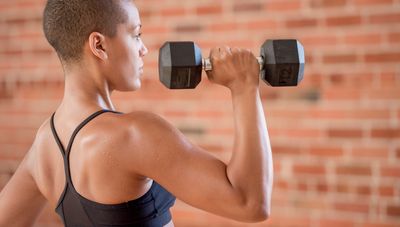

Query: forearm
<box><xmin>226</xmin><ymin>87</ymin><xmax>273</xmax><ymax>214</ymax></box>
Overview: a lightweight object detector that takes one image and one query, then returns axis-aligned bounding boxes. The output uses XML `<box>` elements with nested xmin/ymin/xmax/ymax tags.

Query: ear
<box><xmin>88</xmin><ymin>32</ymin><xmax>108</xmax><ymax>61</ymax></box>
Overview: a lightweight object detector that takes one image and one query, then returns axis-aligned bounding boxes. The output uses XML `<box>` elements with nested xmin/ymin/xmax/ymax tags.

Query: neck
<box><xmin>58</xmin><ymin>64</ymin><xmax>116</xmax><ymax>116</ymax></box>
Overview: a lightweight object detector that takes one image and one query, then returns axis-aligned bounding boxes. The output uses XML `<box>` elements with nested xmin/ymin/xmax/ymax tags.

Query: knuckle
<box><xmin>231</xmin><ymin>47</ymin><xmax>240</xmax><ymax>53</ymax></box>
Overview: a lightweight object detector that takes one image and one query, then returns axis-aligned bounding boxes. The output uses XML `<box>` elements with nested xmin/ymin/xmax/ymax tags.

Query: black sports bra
<box><xmin>50</xmin><ymin>109</ymin><xmax>176</xmax><ymax>227</ymax></box>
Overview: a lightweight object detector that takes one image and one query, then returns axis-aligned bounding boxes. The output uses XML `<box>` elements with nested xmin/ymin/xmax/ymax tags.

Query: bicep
<box><xmin>123</xmin><ymin>113</ymin><xmax>247</xmax><ymax>221</ymax></box>
<box><xmin>0</xmin><ymin>149</ymin><xmax>47</xmax><ymax>227</ymax></box>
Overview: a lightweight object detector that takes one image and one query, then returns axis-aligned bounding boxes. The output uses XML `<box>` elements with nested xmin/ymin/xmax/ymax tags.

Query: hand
<box><xmin>205</xmin><ymin>46</ymin><xmax>260</xmax><ymax>93</ymax></box>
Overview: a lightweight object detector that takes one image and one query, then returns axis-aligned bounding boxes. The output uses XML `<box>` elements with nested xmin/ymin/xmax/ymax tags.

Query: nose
<box><xmin>139</xmin><ymin>42</ymin><xmax>148</xmax><ymax>57</ymax></box>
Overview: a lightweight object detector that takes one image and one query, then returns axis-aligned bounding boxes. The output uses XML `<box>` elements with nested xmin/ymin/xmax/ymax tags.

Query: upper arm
<box><xmin>0</xmin><ymin>145</ymin><xmax>47</xmax><ymax>227</ymax></box>
<box><xmin>120</xmin><ymin>112</ymin><xmax>252</xmax><ymax>222</ymax></box>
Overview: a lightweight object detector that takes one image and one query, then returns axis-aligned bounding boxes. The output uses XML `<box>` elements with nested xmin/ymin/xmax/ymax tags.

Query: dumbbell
<box><xmin>158</xmin><ymin>39</ymin><xmax>305</xmax><ymax>89</ymax></box>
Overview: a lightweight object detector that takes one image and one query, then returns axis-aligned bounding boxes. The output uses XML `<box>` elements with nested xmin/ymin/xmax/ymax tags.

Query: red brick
<box><xmin>327</xmin><ymin>74</ymin><xmax>344</xmax><ymax>85</ymax></box>
<box><xmin>309</xmin><ymin>146</ymin><xmax>344</xmax><ymax>157</ymax></box>
<box><xmin>293</xmin><ymin>164</ymin><xmax>326</xmax><ymax>175</ymax></box>
<box><xmin>0</xmin><ymin>49</ymin><xmax>23</xmax><ymax>56</ymax></box>
<box><xmin>366</xmin><ymin>89</ymin><xmax>400</xmax><ymax>100</ymax></box>
<box><xmin>302</xmin><ymin>73</ymin><xmax>323</xmax><ymax>87</ymax></box>
<box><xmin>310</xmin><ymin>108</ymin><xmax>390</xmax><ymax>120</ymax></box>
<box><xmin>323</xmin><ymin>88</ymin><xmax>361</xmax><ymax>100</ymax></box>
<box><xmin>305</xmin><ymin>54</ymin><xmax>314</xmax><ymax>64</ymax></box>
<box><xmin>246</xmin><ymin>19</ymin><xmax>278</xmax><ymax>30</ymax></box>
<box><xmin>196</xmin><ymin>6</ymin><xmax>223</xmax><ymax>15</ymax></box>
<box><xmin>379</xmin><ymin>186</ymin><xmax>395</xmax><ymax>197</ymax></box>
<box><xmin>396</xmin><ymin>148</ymin><xmax>400</xmax><ymax>159</ymax></box>
<box><xmin>351</xmin><ymin>146</ymin><xmax>389</xmax><ymax>159</ymax></box>
<box><xmin>286</xmin><ymin>18</ymin><xmax>318</xmax><ymax>28</ymax></box>
<box><xmin>212</xmin><ymin>40</ymin><xmax>252</xmax><ymax>50</ymax></box>
<box><xmin>343</xmin><ymin>72</ymin><xmax>375</xmax><ymax>88</ymax></box>
<box><xmin>208</xmin><ymin>128</ymin><xmax>233</xmax><ymax>136</ymax></box>
<box><xmin>195</xmin><ymin>110</ymin><xmax>226</xmax><ymax>118</ymax></box>
<box><xmin>233</xmin><ymin>3</ymin><xmax>263</xmax><ymax>13</ymax></box>
<box><xmin>370</xmin><ymin>13</ymin><xmax>400</xmax><ymax>24</ymax></box>
<box><xmin>209</xmin><ymin>23</ymin><xmax>239</xmax><ymax>32</ymax></box>
<box><xmin>310</xmin><ymin>0</ymin><xmax>348</xmax><ymax>8</ymax></box>
<box><xmin>296</xmin><ymin>182</ymin><xmax>309</xmax><ymax>191</ymax></box>
<box><xmin>275</xmin><ymin>179</ymin><xmax>289</xmax><ymax>190</ymax></box>
<box><xmin>270</xmin><ymin>128</ymin><xmax>323</xmax><ymax>138</ymax></box>
<box><xmin>334</xmin><ymin>202</ymin><xmax>370</xmax><ymax>214</ymax></box>
<box><xmin>381</xmin><ymin>167</ymin><xmax>400</xmax><ymax>178</ymax></box>
<box><xmin>326</xmin><ymin>15</ymin><xmax>362</xmax><ymax>26</ymax></box>
<box><xmin>142</xmin><ymin>25</ymin><xmax>169</xmax><ymax>34</ymax></box>
<box><xmin>163</xmin><ymin>110</ymin><xmax>189</xmax><ymax>118</ymax></box>
<box><xmin>336</xmin><ymin>164</ymin><xmax>372</xmax><ymax>176</ymax></box>
<box><xmin>379</xmin><ymin>72</ymin><xmax>398</xmax><ymax>87</ymax></box>
<box><xmin>318</xmin><ymin>218</ymin><xmax>355</xmax><ymax>227</ymax></box>
<box><xmin>371</xmin><ymin>128</ymin><xmax>400</xmax><ymax>139</ymax></box>
<box><xmin>356</xmin><ymin>185</ymin><xmax>371</xmax><ymax>196</ymax></box>
<box><xmin>138</xmin><ymin>9</ymin><xmax>152</xmax><ymax>19</ymax></box>
<box><xmin>301</xmin><ymin>35</ymin><xmax>338</xmax><ymax>46</ymax></box>
<box><xmin>272</xmin><ymin>145</ymin><xmax>303</xmax><ymax>156</ymax></box>
<box><xmin>175</xmin><ymin>24</ymin><xmax>203</xmax><ymax>33</ymax></box>
<box><xmin>274</xmin><ymin>161</ymin><xmax>282</xmax><ymax>173</ymax></box>
<box><xmin>354</xmin><ymin>0</ymin><xmax>394</xmax><ymax>6</ymax></box>
<box><xmin>388</xmin><ymin>32</ymin><xmax>400</xmax><ymax>43</ymax></box>
<box><xmin>365</xmin><ymin>52</ymin><xmax>400</xmax><ymax>63</ymax></box>
<box><xmin>323</xmin><ymin>54</ymin><xmax>358</xmax><ymax>64</ymax></box>
<box><xmin>328</xmin><ymin>129</ymin><xmax>363</xmax><ymax>139</ymax></box>
<box><xmin>316</xmin><ymin>182</ymin><xmax>329</xmax><ymax>193</ymax></box>
<box><xmin>362</xmin><ymin>222</ymin><xmax>400</xmax><ymax>227</ymax></box>
<box><xmin>5</xmin><ymin>18</ymin><xmax>30</xmax><ymax>25</ymax></box>
<box><xmin>335</xmin><ymin>183</ymin><xmax>351</xmax><ymax>193</ymax></box>
<box><xmin>344</xmin><ymin>33</ymin><xmax>382</xmax><ymax>45</ymax></box>
<box><xmin>160</xmin><ymin>8</ymin><xmax>186</xmax><ymax>17</ymax></box>
<box><xmin>266</xmin><ymin>0</ymin><xmax>302</xmax><ymax>11</ymax></box>
<box><xmin>387</xmin><ymin>205</ymin><xmax>400</xmax><ymax>217</ymax></box>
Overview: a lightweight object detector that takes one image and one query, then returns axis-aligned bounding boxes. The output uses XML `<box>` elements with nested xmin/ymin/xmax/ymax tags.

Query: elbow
<box><xmin>241</xmin><ymin>199</ymin><xmax>271</xmax><ymax>223</ymax></box>
<box><xmin>247</xmin><ymin>203</ymin><xmax>270</xmax><ymax>222</ymax></box>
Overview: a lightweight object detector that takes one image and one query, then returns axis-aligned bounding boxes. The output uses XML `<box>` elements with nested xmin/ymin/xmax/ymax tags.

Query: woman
<box><xmin>0</xmin><ymin>0</ymin><xmax>273</xmax><ymax>226</ymax></box>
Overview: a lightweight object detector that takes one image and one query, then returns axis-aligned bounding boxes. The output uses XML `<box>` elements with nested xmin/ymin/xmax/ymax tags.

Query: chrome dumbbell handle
<box><xmin>202</xmin><ymin>57</ymin><xmax>264</xmax><ymax>71</ymax></box>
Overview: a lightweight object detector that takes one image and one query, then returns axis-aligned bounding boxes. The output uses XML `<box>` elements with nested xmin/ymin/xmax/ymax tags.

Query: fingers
<box><xmin>210</xmin><ymin>46</ymin><xmax>232</xmax><ymax>60</ymax></box>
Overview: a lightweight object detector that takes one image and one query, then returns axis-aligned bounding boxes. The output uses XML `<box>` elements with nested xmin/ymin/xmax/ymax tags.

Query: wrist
<box><xmin>230</xmin><ymin>85</ymin><xmax>259</xmax><ymax>97</ymax></box>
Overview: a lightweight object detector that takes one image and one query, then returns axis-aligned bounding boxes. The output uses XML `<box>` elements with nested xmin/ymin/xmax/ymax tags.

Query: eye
<box><xmin>133</xmin><ymin>33</ymin><xmax>142</xmax><ymax>41</ymax></box>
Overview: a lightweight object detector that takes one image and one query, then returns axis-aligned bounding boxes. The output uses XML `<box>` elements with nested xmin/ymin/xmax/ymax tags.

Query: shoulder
<box><xmin>119</xmin><ymin>111</ymin><xmax>178</xmax><ymax>138</ymax></box>
<box><xmin>20</xmin><ymin>117</ymin><xmax>53</xmax><ymax>192</ymax></box>
<box><xmin>112</xmin><ymin>111</ymin><xmax>188</xmax><ymax>173</ymax></box>
<box><xmin>97</xmin><ymin>110</ymin><xmax>178</xmax><ymax>156</ymax></box>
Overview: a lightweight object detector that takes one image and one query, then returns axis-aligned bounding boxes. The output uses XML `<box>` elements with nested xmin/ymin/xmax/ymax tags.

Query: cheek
<box><xmin>122</xmin><ymin>40</ymin><xmax>141</xmax><ymax>68</ymax></box>
<box><xmin>112</xmin><ymin>44</ymin><xmax>135</xmax><ymax>71</ymax></box>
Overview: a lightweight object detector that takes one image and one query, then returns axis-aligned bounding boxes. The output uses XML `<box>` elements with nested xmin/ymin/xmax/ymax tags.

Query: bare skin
<box><xmin>0</xmin><ymin>1</ymin><xmax>273</xmax><ymax>226</ymax></box>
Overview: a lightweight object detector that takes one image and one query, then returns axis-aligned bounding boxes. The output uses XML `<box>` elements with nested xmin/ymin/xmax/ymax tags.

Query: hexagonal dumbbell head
<box><xmin>260</xmin><ymin>39</ymin><xmax>305</xmax><ymax>87</ymax></box>
<box><xmin>159</xmin><ymin>42</ymin><xmax>203</xmax><ymax>89</ymax></box>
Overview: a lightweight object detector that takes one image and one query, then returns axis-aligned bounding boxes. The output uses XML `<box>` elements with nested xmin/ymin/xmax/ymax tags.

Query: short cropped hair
<box><xmin>43</xmin><ymin>0</ymin><xmax>129</xmax><ymax>64</ymax></box>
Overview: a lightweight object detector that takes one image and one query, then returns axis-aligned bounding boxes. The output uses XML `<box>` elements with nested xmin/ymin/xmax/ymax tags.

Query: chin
<box><xmin>116</xmin><ymin>81</ymin><xmax>141</xmax><ymax>92</ymax></box>
<box><xmin>129</xmin><ymin>80</ymin><xmax>142</xmax><ymax>91</ymax></box>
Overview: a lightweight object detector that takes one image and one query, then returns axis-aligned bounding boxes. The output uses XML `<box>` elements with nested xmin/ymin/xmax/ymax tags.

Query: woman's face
<box><xmin>105</xmin><ymin>1</ymin><xmax>148</xmax><ymax>92</ymax></box>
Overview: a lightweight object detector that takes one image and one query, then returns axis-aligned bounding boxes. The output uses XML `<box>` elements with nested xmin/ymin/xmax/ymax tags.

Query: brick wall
<box><xmin>1</xmin><ymin>0</ymin><xmax>399</xmax><ymax>226</ymax></box>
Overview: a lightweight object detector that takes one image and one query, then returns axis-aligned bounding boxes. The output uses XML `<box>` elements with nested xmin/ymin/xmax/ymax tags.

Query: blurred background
<box><xmin>0</xmin><ymin>0</ymin><xmax>399</xmax><ymax>226</ymax></box>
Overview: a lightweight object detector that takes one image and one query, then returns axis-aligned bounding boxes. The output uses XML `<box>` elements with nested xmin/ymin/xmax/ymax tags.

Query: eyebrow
<box><xmin>132</xmin><ymin>24</ymin><xmax>142</xmax><ymax>30</ymax></box>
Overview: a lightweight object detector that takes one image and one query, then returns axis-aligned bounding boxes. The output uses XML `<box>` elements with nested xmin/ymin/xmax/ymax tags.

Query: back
<box><xmin>32</xmin><ymin>109</ymin><xmax>175</xmax><ymax>226</ymax></box>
